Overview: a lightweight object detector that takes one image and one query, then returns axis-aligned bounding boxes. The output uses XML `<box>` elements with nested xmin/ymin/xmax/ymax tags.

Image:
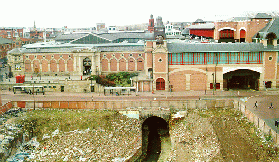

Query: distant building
<box><xmin>148</xmin><ymin>14</ymin><xmax>154</xmax><ymax>33</ymax></box>
<box><xmin>0</xmin><ymin>37</ymin><xmax>13</xmax><ymax>60</ymax></box>
<box><xmin>186</xmin><ymin>13</ymin><xmax>273</xmax><ymax>43</ymax></box>
<box><xmin>165</xmin><ymin>24</ymin><xmax>181</xmax><ymax>36</ymax></box>
<box><xmin>96</xmin><ymin>23</ymin><xmax>106</xmax><ymax>31</ymax></box>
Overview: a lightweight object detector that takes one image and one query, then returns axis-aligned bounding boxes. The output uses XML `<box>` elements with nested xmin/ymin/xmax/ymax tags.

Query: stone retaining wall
<box><xmin>11</xmin><ymin>99</ymin><xmax>234</xmax><ymax>110</ymax></box>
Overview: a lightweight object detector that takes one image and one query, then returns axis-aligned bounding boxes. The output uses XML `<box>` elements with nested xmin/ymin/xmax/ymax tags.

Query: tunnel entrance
<box><xmin>223</xmin><ymin>69</ymin><xmax>260</xmax><ymax>90</ymax></box>
<box><xmin>139</xmin><ymin>116</ymin><xmax>170</xmax><ymax>161</ymax></box>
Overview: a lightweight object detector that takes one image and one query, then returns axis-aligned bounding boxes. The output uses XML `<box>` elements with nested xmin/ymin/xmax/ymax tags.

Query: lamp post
<box><xmin>212</xmin><ymin>73</ymin><xmax>214</xmax><ymax>95</ymax></box>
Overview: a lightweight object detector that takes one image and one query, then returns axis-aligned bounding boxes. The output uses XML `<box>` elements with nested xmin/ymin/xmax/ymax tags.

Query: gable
<box><xmin>71</xmin><ymin>34</ymin><xmax>112</xmax><ymax>44</ymax></box>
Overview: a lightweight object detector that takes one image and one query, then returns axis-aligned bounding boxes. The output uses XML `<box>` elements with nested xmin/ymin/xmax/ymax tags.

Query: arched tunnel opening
<box><xmin>139</xmin><ymin>116</ymin><xmax>170</xmax><ymax>161</ymax></box>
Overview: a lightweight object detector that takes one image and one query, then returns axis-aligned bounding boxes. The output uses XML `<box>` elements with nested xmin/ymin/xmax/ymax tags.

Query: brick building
<box><xmin>187</xmin><ymin>13</ymin><xmax>273</xmax><ymax>43</ymax></box>
<box><xmin>6</xmin><ymin>15</ymin><xmax>279</xmax><ymax>92</ymax></box>
<box><xmin>0</xmin><ymin>37</ymin><xmax>13</xmax><ymax>60</ymax></box>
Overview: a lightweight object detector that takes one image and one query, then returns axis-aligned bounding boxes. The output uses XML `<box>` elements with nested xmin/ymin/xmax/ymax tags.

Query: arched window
<box><xmin>41</xmin><ymin>60</ymin><xmax>48</xmax><ymax>72</ymax></box>
<box><xmin>266</xmin><ymin>32</ymin><xmax>277</xmax><ymax>45</ymax></box>
<box><xmin>128</xmin><ymin>58</ymin><xmax>135</xmax><ymax>71</ymax></box>
<box><xmin>156</xmin><ymin>78</ymin><xmax>165</xmax><ymax>90</ymax></box>
<box><xmin>119</xmin><ymin>58</ymin><xmax>126</xmax><ymax>71</ymax></box>
<box><xmin>25</xmin><ymin>60</ymin><xmax>31</xmax><ymax>72</ymax></box>
<box><xmin>137</xmin><ymin>58</ymin><xmax>144</xmax><ymax>71</ymax></box>
<box><xmin>110</xmin><ymin>59</ymin><xmax>117</xmax><ymax>71</ymax></box>
<box><xmin>101</xmin><ymin>59</ymin><xmax>108</xmax><ymax>71</ymax></box>
<box><xmin>59</xmin><ymin>59</ymin><xmax>65</xmax><ymax>72</ymax></box>
<box><xmin>50</xmin><ymin>59</ymin><xmax>57</xmax><ymax>72</ymax></box>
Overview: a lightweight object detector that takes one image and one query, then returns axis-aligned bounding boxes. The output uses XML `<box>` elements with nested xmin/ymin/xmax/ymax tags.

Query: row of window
<box><xmin>169</xmin><ymin>52</ymin><xmax>263</xmax><ymax>65</ymax></box>
<box><xmin>25</xmin><ymin>55</ymin><xmax>71</xmax><ymax>59</ymax></box>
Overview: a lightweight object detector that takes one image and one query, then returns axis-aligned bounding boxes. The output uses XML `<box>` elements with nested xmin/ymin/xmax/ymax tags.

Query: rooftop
<box><xmin>167</xmin><ymin>42</ymin><xmax>279</xmax><ymax>53</ymax></box>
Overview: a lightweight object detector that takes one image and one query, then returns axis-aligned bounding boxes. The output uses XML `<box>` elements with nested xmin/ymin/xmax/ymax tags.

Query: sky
<box><xmin>1</xmin><ymin>0</ymin><xmax>279</xmax><ymax>29</ymax></box>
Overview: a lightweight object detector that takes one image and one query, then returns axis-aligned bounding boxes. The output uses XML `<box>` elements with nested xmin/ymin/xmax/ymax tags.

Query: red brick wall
<box><xmin>190</xmin><ymin>73</ymin><xmax>207</xmax><ymax>91</ymax></box>
<box><xmin>67</xmin><ymin>59</ymin><xmax>73</xmax><ymax>72</ymax></box>
<box><xmin>264</xmin><ymin>51</ymin><xmax>277</xmax><ymax>80</ymax></box>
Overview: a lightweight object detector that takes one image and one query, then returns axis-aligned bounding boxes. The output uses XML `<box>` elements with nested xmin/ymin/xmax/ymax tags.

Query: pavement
<box><xmin>0</xmin><ymin>89</ymin><xmax>268</xmax><ymax>103</ymax></box>
<box><xmin>1</xmin><ymin>88</ymin><xmax>279</xmax><ymax>133</ymax></box>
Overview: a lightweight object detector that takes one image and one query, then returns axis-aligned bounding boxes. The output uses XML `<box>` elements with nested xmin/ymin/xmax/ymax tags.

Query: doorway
<box><xmin>223</xmin><ymin>69</ymin><xmax>260</xmax><ymax>90</ymax></box>
<box><xmin>61</xmin><ymin>86</ymin><xmax>64</xmax><ymax>92</ymax></box>
<box><xmin>83</xmin><ymin>57</ymin><xmax>92</xmax><ymax>75</ymax></box>
<box><xmin>156</xmin><ymin>78</ymin><xmax>165</xmax><ymax>90</ymax></box>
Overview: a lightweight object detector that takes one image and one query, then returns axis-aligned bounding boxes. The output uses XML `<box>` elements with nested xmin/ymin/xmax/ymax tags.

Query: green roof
<box><xmin>0</xmin><ymin>37</ymin><xmax>12</xmax><ymax>44</ymax></box>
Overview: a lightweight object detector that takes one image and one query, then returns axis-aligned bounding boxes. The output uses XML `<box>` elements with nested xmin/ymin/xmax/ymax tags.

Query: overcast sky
<box><xmin>1</xmin><ymin>0</ymin><xmax>279</xmax><ymax>28</ymax></box>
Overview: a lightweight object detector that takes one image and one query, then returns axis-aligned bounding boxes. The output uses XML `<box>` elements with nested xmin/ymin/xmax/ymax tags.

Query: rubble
<box><xmin>0</xmin><ymin>108</ymin><xmax>27</xmax><ymax>161</ymax></box>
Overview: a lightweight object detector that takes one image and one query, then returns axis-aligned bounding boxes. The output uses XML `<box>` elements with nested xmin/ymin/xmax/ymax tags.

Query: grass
<box><xmin>16</xmin><ymin>109</ymin><xmax>118</xmax><ymax>142</ymax></box>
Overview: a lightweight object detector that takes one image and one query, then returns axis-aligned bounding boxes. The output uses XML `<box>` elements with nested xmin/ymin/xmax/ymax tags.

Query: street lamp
<box><xmin>212</xmin><ymin>73</ymin><xmax>214</xmax><ymax>95</ymax></box>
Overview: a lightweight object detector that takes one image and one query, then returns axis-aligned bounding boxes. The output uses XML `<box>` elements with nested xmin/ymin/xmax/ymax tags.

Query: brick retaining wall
<box><xmin>0</xmin><ymin>101</ymin><xmax>13</xmax><ymax>115</ymax></box>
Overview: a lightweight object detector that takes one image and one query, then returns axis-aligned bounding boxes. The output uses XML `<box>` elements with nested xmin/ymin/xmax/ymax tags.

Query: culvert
<box><xmin>139</xmin><ymin>116</ymin><xmax>170</xmax><ymax>161</ymax></box>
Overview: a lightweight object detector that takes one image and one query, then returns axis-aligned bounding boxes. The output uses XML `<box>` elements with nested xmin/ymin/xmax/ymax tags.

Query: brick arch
<box><xmin>119</xmin><ymin>58</ymin><xmax>127</xmax><ymax>71</ymax></box>
<box><xmin>25</xmin><ymin>60</ymin><xmax>31</xmax><ymax>72</ymax></box>
<box><xmin>101</xmin><ymin>59</ymin><xmax>109</xmax><ymax>71</ymax></box>
<box><xmin>110</xmin><ymin>58</ymin><xmax>117</xmax><ymax>72</ymax></box>
<box><xmin>41</xmin><ymin>59</ymin><xmax>49</xmax><ymax>72</ymax></box>
<box><xmin>50</xmin><ymin>59</ymin><xmax>57</xmax><ymax>72</ymax></box>
<box><xmin>33</xmin><ymin>59</ymin><xmax>40</xmax><ymax>73</ymax></box>
<box><xmin>128</xmin><ymin>58</ymin><xmax>135</xmax><ymax>71</ymax></box>
<box><xmin>58</xmin><ymin>59</ymin><xmax>65</xmax><ymax>72</ymax></box>
<box><xmin>67</xmin><ymin>59</ymin><xmax>73</xmax><ymax>72</ymax></box>
<box><xmin>137</xmin><ymin>57</ymin><xmax>144</xmax><ymax>71</ymax></box>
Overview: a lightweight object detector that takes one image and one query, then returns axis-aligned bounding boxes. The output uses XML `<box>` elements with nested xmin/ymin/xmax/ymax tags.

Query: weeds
<box><xmin>16</xmin><ymin>109</ymin><xmax>117</xmax><ymax>142</ymax></box>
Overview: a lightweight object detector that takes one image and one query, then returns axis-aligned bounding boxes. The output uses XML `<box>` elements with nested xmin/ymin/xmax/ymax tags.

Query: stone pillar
<box><xmin>273</xmin><ymin>39</ymin><xmax>278</xmax><ymax>48</ymax></box>
<box><xmin>185</xmin><ymin>74</ymin><xmax>191</xmax><ymax>90</ymax></box>
<box><xmin>262</xmin><ymin>39</ymin><xmax>268</xmax><ymax>48</ymax></box>
<box><xmin>57</xmin><ymin>62</ymin><xmax>59</xmax><ymax>72</ymax></box>
<box><xmin>259</xmin><ymin>72</ymin><xmax>265</xmax><ymax>90</ymax></box>
<box><xmin>117</xmin><ymin>60</ymin><xmax>120</xmax><ymax>72</ymax></box>
<box><xmin>91</xmin><ymin>54</ymin><xmax>96</xmax><ymax>75</ymax></box>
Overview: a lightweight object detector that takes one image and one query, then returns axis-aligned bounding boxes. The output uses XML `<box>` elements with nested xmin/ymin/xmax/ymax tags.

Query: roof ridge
<box><xmin>266</xmin><ymin>18</ymin><xmax>275</xmax><ymax>32</ymax></box>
